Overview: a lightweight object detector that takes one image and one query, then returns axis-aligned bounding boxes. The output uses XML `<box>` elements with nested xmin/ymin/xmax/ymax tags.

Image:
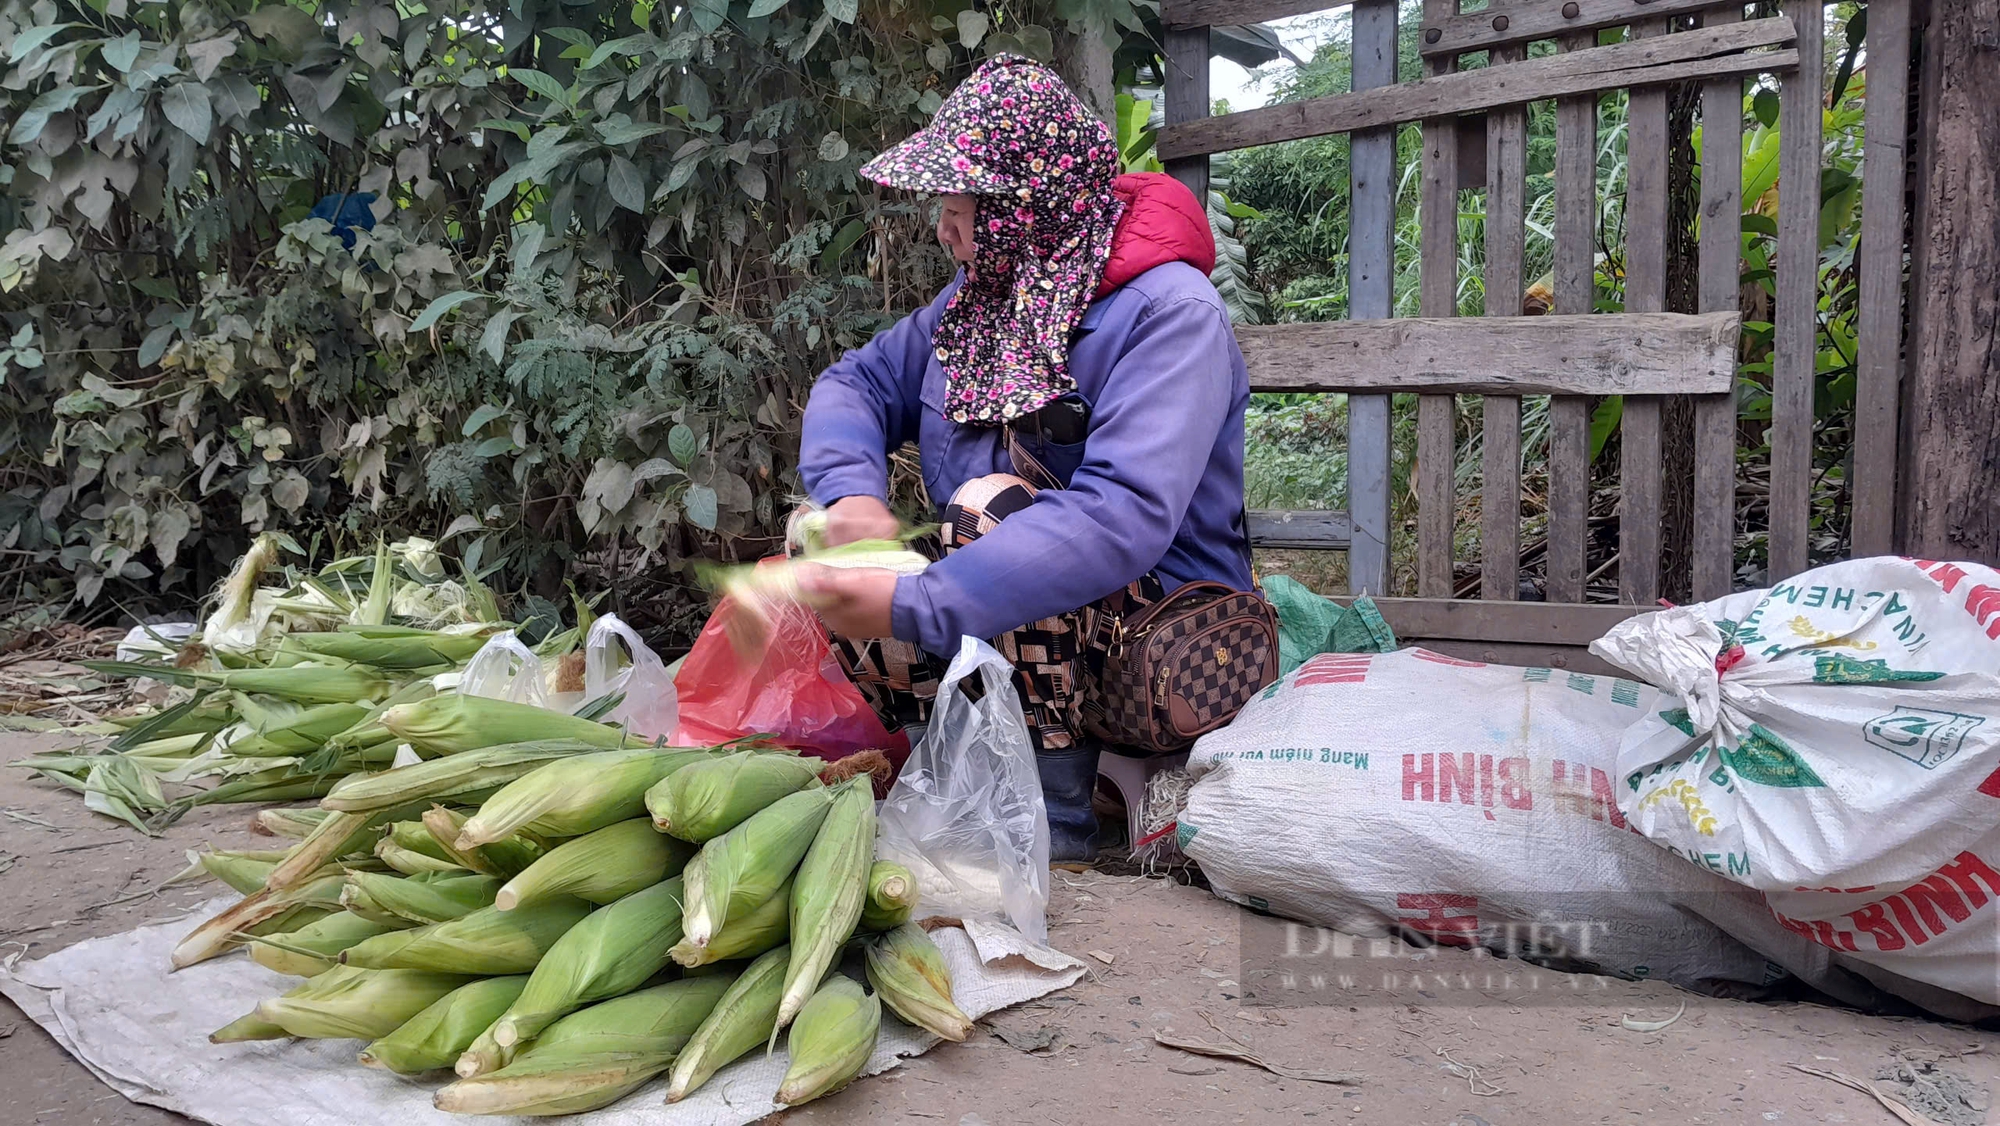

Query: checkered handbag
<box><xmin>1076</xmin><ymin>581</ymin><xmax>1279</xmax><ymax>754</ymax></box>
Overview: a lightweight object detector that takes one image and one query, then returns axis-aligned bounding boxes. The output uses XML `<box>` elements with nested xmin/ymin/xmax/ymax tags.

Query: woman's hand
<box><xmin>821</xmin><ymin>495</ymin><xmax>901</xmax><ymax>547</ymax></box>
<box><xmin>796</xmin><ymin>564</ymin><xmax>898</xmax><ymax>640</ymax></box>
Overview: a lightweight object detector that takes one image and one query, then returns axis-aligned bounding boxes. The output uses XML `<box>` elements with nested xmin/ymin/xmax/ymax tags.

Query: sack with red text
<box><xmin>1177</xmin><ymin>648</ymin><xmax>1864</xmax><ymax>1000</ymax></box>
<box><xmin>1588</xmin><ymin>557</ymin><xmax>2000</xmax><ymax>1012</ymax></box>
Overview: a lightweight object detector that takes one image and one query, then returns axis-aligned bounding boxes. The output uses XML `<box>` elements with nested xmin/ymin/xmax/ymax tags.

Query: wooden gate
<box><xmin>1159</xmin><ymin>0</ymin><xmax>1914</xmax><ymax>672</ymax></box>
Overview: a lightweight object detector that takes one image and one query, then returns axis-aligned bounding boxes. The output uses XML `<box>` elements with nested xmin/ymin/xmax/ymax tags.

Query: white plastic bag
<box><xmin>876</xmin><ymin>637</ymin><xmax>1051</xmax><ymax>946</ymax></box>
<box><xmin>1589</xmin><ymin>556</ymin><xmax>2000</xmax><ymax>1008</ymax></box>
<box><xmin>458</xmin><ymin>631</ymin><xmax>551</xmax><ymax>707</ymax></box>
<box><xmin>582</xmin><ymin>614</ymin><xmax>679</xmax><ymax>741</ymax></box>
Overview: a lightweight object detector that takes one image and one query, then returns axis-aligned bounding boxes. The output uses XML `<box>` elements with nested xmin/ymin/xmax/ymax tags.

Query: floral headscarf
<box><xmin>860</xmin><ymin>55</ymin><xmax>1125</xmax><ymax>426</ymax></box>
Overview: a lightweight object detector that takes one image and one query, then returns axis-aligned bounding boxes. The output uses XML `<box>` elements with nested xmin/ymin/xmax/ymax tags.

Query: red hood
<box><xmin>1095</xmin><ymin>173</ymin><xmax>1216</xmax><ymax>298</ymax></box>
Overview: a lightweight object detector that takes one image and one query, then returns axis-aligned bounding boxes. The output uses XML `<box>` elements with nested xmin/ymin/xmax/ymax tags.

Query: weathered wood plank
<box><xmin>1851</xmin><ymin>0</ymin><xmax>1911</xmax><ymax>558</ymax></box>
<box><xmin>1248</xmin><ymin>509</ymin><xmax>1353</xmax><ymax>550</ymax></box>
<box><xmin>1236</xmin><ymin>312</ymin><xmax>1740</xmax><ymax>395</ymax></box>
<box><xmin>1768</xmin><ymin>0</ymin><xmax>1821</xmax><ymax>581</ymax></box>
<box><xmin>1347</xmin><ymin>0</ymin><xmax>1399</xmax><ymax>596</ymax></box>
<box><xmin>1158</xmin><ymin>18</ymin><xmax>1798</xmax><ymax>159</ymax></box>
<box><xmin>1693</xmin><ymin>8</ymin><xmax>1745</xmax><ymax>601</ymax></box>
<box><xmin>1419</xmin><ymin>0</ymin><xmax>1747</xmax><ymax>58</ymax></box>
<box><xmin>1164</xmin><ymin>0</ymin><xmax>1344</xmax><ymax>29</ymax></box>
<box><xmin>1620</xmin><ymin>20</ymin><xmax>1668</xmax><ymax>606</ymax></box>
<box><xmin>1547</xmin><ymin>31</ymin><xmax>1596</xmax><ymax>605</ymax></box>
<box><xmin>1163</xmin><ymin>26</ymin><xmax>1212</xmax><ymax>203</ymax></box>
<box><xmin>1482</xmin><ymin>44</ymin><xmax>1528</xmax><ymax>602</ymax></box>
<box><xmin>1392</xmin><ymin>638</ymin><xmax>1630</xmax><ymax>677</ymax></box>
<box><xmin>1417</xmin><ymin>0</ymin><xmax>1459</xmax><ymax>601</ymax></box>
<box><xmin>1339</xmin><ymin>597</ymin><xmax>1647</xmax><ymax>645</ymax></box>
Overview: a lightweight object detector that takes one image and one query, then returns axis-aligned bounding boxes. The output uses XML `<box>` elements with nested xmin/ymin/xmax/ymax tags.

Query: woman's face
<box><xmin>937</xmin><ymin>194</ymin><xmax>976</xmax><ymax>264</ymax></box>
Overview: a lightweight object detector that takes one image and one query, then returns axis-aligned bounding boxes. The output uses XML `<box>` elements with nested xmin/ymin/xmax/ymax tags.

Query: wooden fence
<box><xmin>1161</xmin><ymin>0</ymin><xmax>1914</xmax><ymax>671</ymax></box>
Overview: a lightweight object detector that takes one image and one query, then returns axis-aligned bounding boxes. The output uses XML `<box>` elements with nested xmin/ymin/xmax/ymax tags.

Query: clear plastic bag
<box><xmin>582</xmin><ymin>614</ymin><xmax>680</xmax><ymax>741</ymax></box>
<box><xmin>875</xmin><ymin>637</ymin><xmax>1051</xmax><ymax>945</ymax></box>
<box><xmin>458</xmin><ymin>631</ymin><xmax>550</xmax><ymax>707</ymax></box>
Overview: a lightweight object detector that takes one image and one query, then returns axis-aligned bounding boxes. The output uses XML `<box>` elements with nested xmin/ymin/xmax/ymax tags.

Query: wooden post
<box><xmin>1347</xmin><ymin>0</ymin><xmax>1397</xmax><ymax>596</ymax></box>
<box><xmin>1902</xmin><ymin>0</ymin><xmax>2000</xmax><ymax>561</ymax></box>
<box><xmin>1163</xmin><ymin>27</ymin><xmax>1212</xmax><ymax>203</ymax></box>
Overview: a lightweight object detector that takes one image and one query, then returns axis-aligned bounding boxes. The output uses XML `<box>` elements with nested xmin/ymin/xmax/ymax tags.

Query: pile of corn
<box><xmin>15</xmin><ymin>533</ymin><xmax>597</xmax><ymax>833</ymax></box>
<box><xmin>178</xmin><ymin>722</ymin><xmax>966</xmax><ymax>1115</ymax></box>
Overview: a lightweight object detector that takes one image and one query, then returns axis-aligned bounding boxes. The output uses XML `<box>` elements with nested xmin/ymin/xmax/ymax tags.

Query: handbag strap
<box><xmin>1005</xmin><ymin>425</ymin><xmax>1064</xmax><ymax>493</ymax></box>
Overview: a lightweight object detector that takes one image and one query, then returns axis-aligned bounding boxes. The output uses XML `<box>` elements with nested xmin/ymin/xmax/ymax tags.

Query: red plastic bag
<box><xmin>672</xmin><ymin>589</ymin><xmax>909</xmax><ymax>788</ymax></box>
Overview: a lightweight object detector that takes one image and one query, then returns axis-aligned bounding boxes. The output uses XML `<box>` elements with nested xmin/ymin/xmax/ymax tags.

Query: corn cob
<box><xmin>210</xmin><ymin>1011</ymin><xmax>291</xmax><ymax>1043</ymax></box>
<box><xmin>774</xmin><ymin>778</ymin><xmax>874</xmax><ymax>1042</ymax></box>
<box><xmin>83</xmin><ymin>661</ymin><xmax>391</xmax><ymax>705</ymax></box>
<box><xmin>224</xmin><ymin>702</ymin><xmax>373</xmax><ymax>757</ymax></box>
<box><xmin>457</xmin><ymin>876</ymin><xmax>688</xmax><ymax>1076</ymax></box>
<box><xmin>680</xmin><ymin>786</ymin><xmax>835</xmax><ymax>949</ymax></box>
<box><xmin>264</xmin><ymin>800</ymin><xmax>431</xmax><ymax>892</ymax></box>
<box><xmin>340</xmin><ymin>897</ymin><xmax>590</xmax><ymax>974</ymax></box>
<box><xmin>249</xmin><ymin>911</ymin><xmax>407</xmax><ymax>977</ymax></box>
<box><xmin>359</xmin><ymin>975</ymin><xmax>530</xmax><ymax>1074</ymax></box>
<box><xmin>253</xmin><ymin>806</ymin><xmax>334</xmax><ymax>840</ymax></box>
<box><xmin>664</xmin><ymin>944</ymin><xmax>789</xmax><ymax>1102</ymax></box>
<box><xmin>343</xmin><ymin>871</ymin><xmax>502</xmax><ymax>925</ymax></box>
<box><xmin>378</xmin><ymin>840</ymin><xmax>468</xmax><ymax>876</ymax></box>
<box><xmin>356</xmin><ymin>539</ymin><xmax>395</xmax><ymax>626</ymax></box>
<box><xmin>283</xmin><ymin>629</ymin><xmax>495</xmax><ymax>671</ymax></box>
<box><xmin>379</xmin><ymin>695</ymin><xmax>641</xmax><ymax>757</ymax></box>
<box><xmin>494</xmin><ymin>819</ymin><xmax>691</xmax><ymax>911</ymax></box>
<box><xmin>774</xmin><ymin>975</ymin><xmax>880</xmax><ymax>1107</ymax></box>
<box><xmin>859</xmin><ymin>861</ymin><xmax>919</xmax><ymax>932</ymax></box>
<box><xmin>385</xmin><ymin>819</ymin><xmax>457</xmax><ymax>863</ymax></box>
<box><xmin>256</xmin><ymin>965</ymin><xmax>474</xmax><ymax>1040</ymax></box>
<box><xmin>454</xmin><ymin>749</ymin><xmax>708</xmax><ymax>850</ymax></box>
<box><xmin>645</xmin><ymin>749</ymin><xmax>824</xmax><ymax>842</ymax></box>
<box><xmin>319</xmin><ymin>739</ymin><xmax>601</xmax><ymax>813</ymax></box>
<box><xmin>171</xmin><ymin>871</ymin><xmax>349</xmax><ymax>969</ymax></box>
<box><xmin>185</xmin><ymin>850</ymin><xmax>287</xmax><ymax>895</ymax></box>
<box><xmin>863</xmin><ymin>923</ymin><xmax>972</xmax><ymax>1041</ymax></box>
<box><xmin>669</xmin><ymin>875</ymin><xmax>790</xmax><ymax>968</ymax></box>
<box><xmin>432</xmin><ymin>976</ymin><xmax>732</xmax><ymax>1116</ymax></box>
<box><xmin>421</xmin><ymin>806</ymin><xmax>544</xmax><ymax>878</ymax></box>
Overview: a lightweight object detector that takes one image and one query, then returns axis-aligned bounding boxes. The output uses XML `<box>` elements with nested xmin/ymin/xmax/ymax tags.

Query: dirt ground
<box><xmin>2</xmin><ymin>728</ymin><xmax>1996</xmax><ymax>1126</ymax></box>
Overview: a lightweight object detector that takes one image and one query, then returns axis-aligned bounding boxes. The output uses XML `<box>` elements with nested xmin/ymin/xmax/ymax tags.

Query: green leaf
<box><xmin>1752</xmin><ymin>89</ymin><xmax>1780</xmax><ymax>129</ymax></box>
<box><xmin>582</xmin><ymin>33</ymin><xmax>656</xmax><ymax>70</ymax></box>
<box><xmin>818</xmin><ymin>132</ymin><xmax>849</xmax><ymax>162</ymax></box>
<box><xmin>819</xmin><ymin>218</ymin><xmax>867</xmax><ymax>273</ymax></box>
<box><xmin>511</xmin><ymin>68</ymin><xmax>571</xmax><ymax>104</ymax></box>
<box><xmin>161</xmin><ymin>82</ymin><xmax>212</xmax><ymax>144</ymax></box>
<box><xmin>10</xmin><ymin>84</ymin><xmax>96</xmax><ymax>146</ymax></box>
<box><xmin>607</xmin><ymin>154</ymin><xmax>646</xmax><ymax>213</ymax></box>
<box><xmin>208</xmin><ymin>75</ymin><xmax>261</xmax><ymax>122</ymax></box>
<box><xmin>664</xmin><ymin>154</ymin><xmax>702</xmax><ymax>194</ymax></box>
<box><xmin>826</xmin><ymin>0</ymin><xmax>859</xmax><ymax>23</ymax></box>
<box><xmin>462</xmin><ymin>403</ymin><xmax>508</xmax><ymax>436</ymax></box>
<box><xmin>956</xmin><ymin>9</ymin><xmax>989</xmax><ymax>47</ymax></box>
<box><xmin>472</xmin><ymin>435</ymin><xmax>516</xmax><ymax>458</ymax></box>
<box><xmin>101</xmin><ymin>30</ymin><xmax>143</xmax><ymax>71</ymax></box>
<box><xmin>478</xmin><ymin>307</ymin><xmax>522</xmax><ymax>364</ymax></box>
<box><xmin>137</xmin><ymin>325</ymin><xmax>176</xmax><ymax>367</ymax></box>
<box><xmin>8</xmin><ymin>22</ymin><xmax>83</xmax><ymax>64</ymax></box>
<box><xmin>683</xmin><ymin>484</ymin><xmax>718</xmax><ymax>530</ymax></box>
<box><xmin>477</xmin><ymin>118</ymin><xmax>532</xmax><ymax>142</ymax></box>
<box><xmin>408</xmin><ymin>290</ymin><xmax>482</xmax><ymax>332</ymax></box>
<box><xmin>668</xmin><ymin>424</ymin><xmax>699</xmax><ymax>466</ymax></box>
<box><xmin>748</xmin><ymin>0</ymin><xmax>791</xmax><ymax>16</ymax></box>
<box><xmin>596</xmin><ymin>119</ymin><xmax>668</xmax><ymax>145</ymax></box>
<box><xmin>736</xmin><ymin>163</ymin><xmax>766</xmax><ymax>200</ymax></box>
<box><xmin>1589</xmin><ymin>395</ymin><xmax>1623</xmax><ymax>463</ymax></box>
<box><xmin>241</xmin><ymin>4</ymin><xmax>320</xmax><ymax>52</ymax></box>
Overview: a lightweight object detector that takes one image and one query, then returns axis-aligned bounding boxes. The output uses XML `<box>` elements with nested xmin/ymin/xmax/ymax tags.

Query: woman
<box><xmin>796</xmin><ymin>56</ymin><xmax>1253</xmax><ymax>860</ymax></box>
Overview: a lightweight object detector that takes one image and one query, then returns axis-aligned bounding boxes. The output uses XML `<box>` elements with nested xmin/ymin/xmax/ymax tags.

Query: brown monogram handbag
<box><xmin>1006</xmin><ymin>427</ymin><xmax>1278</xmax><ymax>755</ymax></box>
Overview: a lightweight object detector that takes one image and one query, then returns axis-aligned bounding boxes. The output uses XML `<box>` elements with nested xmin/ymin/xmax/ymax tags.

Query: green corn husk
<box><xmin>171</xmin><ymin>872</ymin><xmax>349</xmax><ymax>969</ymax></box>
<box><xmin>859</xmin><ymin>861</ymin><xmax>919</xmax><ymax>932</ymax></box>
<box><xmin>702</xmin><ymin>537</ymin><xmax>929</xmax><ymax>657</ymax></box>
<box><xmin>494</xmin><ymin>819</ymin><xmax>691</xmax><ymax>911</ymax></box>
<box><xmin>455</xmin><ymin>749</ymin><xmax>710</xmax><ymax>850</ymax></box>
<box><xmin>379</xmin><ymin>695</ymin><xmax>641</xmax><ymax>758</ymax></box>
<box><xmin>211</xmin><ymin>1011</ymin><xmax>292</xmax><ymax>1043</ymax></box>
<box><xmin>421</xmin><ymin>806</ymin><xmax>545</xmax><ymax>878</ymax></box>
<box><xmin>340</xmin><ymin>897</ymin><xmax>590</xmax><ymax>974</ymax></box>
<box><xmin>319</xmin><ymin>739</ymin><xmax>601</xmax><ymax>813</ymax></box>
<box><xmin>774</xmin><ymin>976</ymin><xmax>880</xmax><ymax>1107</ymax></box>
<box><xmin>265</xmin><ymin>800</ymin><xmax>434</xmax><ymax>892</ymax></box>
<box><xmin>680</xmin><ymin>786</ymin><xmax>835</xmax><ymax>949</ymax></box>
<box><xmin>645</xmin><ymin>749</ymin><xmax>824</xmax><ymax>842</ymax></box>
<box><xmin>82</xmin><ymin>661</ymin><xmax>391</xmax><ymax>706</ymax></box>
<box><xmin>224</xmin><ymin>702</ymin><xmax>374</xmax><ymax>758</ymax></box>
<box><xmin>359</xmin><ymin>975</ymin><xmax>531</xmax><ymax>1074</ymax></box>
<box><xmin>250</xmin><ymin>911</ymin><xmax>408</xmax><ymax>977</ymax></box>
<box><xmin>670</xmin><ymin>875</ymin><xmax>790</xmax><ymax>969</ymax></box>
<box><xmin>284</xmin><ymin>629</ymin><xmax>496</xmax><ymax>671</ymax></box>
<box><xmin>863</xmin><ymin>923</ymin><xmax>972</xmax><ymax>1041</ymax></box>
<box><xmin>378</xmin><ymin>840</ymin><xmax>468</xmax><ymax>876</ymax></box>
<box><xmin>343</xmin><ymin>871</ymin><xmax>503</xmax><ymax>926</ymax></box>
<box><xmin>665</xmin><ymin>944</ymin><xmax>790</xmax><ymax>1102</ymax></box>
<box><xmin>432</xmin><ymin>976</ymin><xmax>733</xmax><ymax>1116</ymax></box>
<box><xmin>254</xmin><ymin>806</ymin><xmax>334</xmax><ymax>840</ymax></box>
<box><xmin>257</xmin><ymin>965</ymin><xmax>474</xmax><ymax>1040</ymax></box>
<box><xmin>459</xmin><ymin>877</ymin><xmax>688</xmax><ymax>1075</ymax></box>
<box><xmin>774</xmin><ymin>778</ymin><xmax>874</xmax><ymax>1042</ymax></box>
<box><xmin>385</xmin><ymin>819</ymin><xmax>458</xmax><ymax>863</ymax></box>
<box><xmin>187</xmin><ymin>850</ymin><xmax>288</xmax><ymax>895</ymax></box>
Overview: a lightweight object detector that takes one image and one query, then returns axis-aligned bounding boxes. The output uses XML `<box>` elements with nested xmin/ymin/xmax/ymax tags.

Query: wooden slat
<box><xmin>1237</xmin><ymin>311</ymin><xmax>1740</xmax><ymax>395</ymax></box>
<box><xmin>1394</xmin><ymin>639</ymin><xmax>1629</xmax><ymax>677</ymax></box>
<box><xmin>1164</xmin><ymin>0</ymin><xmax>1343</xmax><ymax>29</ymax></box>
<box><xmin>1767</xmin><ymin>0</ymin><xmax>1821</xmax><ymax>580</ymax></box>
<box><xmin>1620</xmin><ymin>19</ymin><xmax>1668</xmax><ymax>606</ymax></box>
<box><xmin>1481</xmin><ymin>44</ymin><xmax>1528</xmax><ymax>602</ymax></box>
<box><xmin>1347</xmin><ymin>0</ymin><xmax>1398</xmax><ymax>596</ymax></box>
<box><xmin>1163</xmin><ymin>26</ymin><xmax>1212</xmax><ymax>203</ymax></box>
<box><xmin>1417</xmin><ymin>2</ymin><xmax>1460</xmax><ymax>601</ymax></box>
<box><xmin>1420</xmin><ymin>0</ymin><xmax>1746</xmax><ymax>58</ymax></box>
<box><xmin>1851</xmin><ymin>0</ymin><xmax>1911</xmax><ymax>557</ymax></box>
<box><xmin>1342</xmin><ymin>597</ymin><xmax>1645</xmax><ymax>645</ymax></box>
<box><xmin>1158</xmin><ymin>18</ymin><xmax>1798</xmax><ymax>160</ymax></box>
<box><xmin>1547</xmin><ymin>30</ymin><xmax>1597</xmax><ymax>605</ymax></box>
<box><xmin>1248</xmin><ymin>509</ymin><xmax>1353</xmax><ymax>550</ymax></box>
<box><xmin>1693</xmin><ymin>6</ymin><xmax>1745</xmax><ymax>601</ymax></box>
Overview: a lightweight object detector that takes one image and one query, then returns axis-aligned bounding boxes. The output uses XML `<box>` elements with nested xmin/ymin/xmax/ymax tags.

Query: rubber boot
<box><xmin>1036</xmin><ymin>743</ymin><xmax>1101</xmax><ymax>864</ymax></box>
